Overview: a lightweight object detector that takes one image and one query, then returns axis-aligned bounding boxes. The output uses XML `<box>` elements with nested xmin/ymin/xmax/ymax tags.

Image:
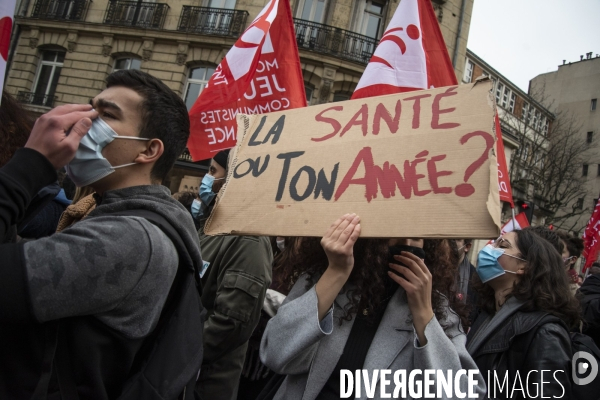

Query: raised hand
<box><xmin>388</xmin><ymin>251</ymin><xmax>434</xmax><ymax>345</ymax></box>
<box><xmin>315</xmin><ymin>214</ymin><xmax>361</xmax><ymax>320</ymax></box>
<box><xmin>25</xmin><ymin>104</ymin><xmax>98</xmax><ymax>169</ymax></box>
<box><xmin>321</xmin><ymin>213</ymin><xmax>361</xmax><ymax>275</ymax></box>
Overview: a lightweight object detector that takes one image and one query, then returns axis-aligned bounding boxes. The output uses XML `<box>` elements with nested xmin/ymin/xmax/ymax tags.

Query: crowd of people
<box><xmin>1</xmin><ymin>69</ymin><xmax>600</xmax><ymax>399</ymax></box>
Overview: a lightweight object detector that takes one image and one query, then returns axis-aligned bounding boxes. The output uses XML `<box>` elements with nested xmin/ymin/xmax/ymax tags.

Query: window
<box><xmin>501</xmin><ymin>86</ymin><xmax>510</xmax><ymax>109</ymax></box>
<box><xmin>592</xmin><ymin>99</ymin><xmax>597</xmax><ymax>111</ymax></box>
<box><xmin>184</xmin><ymin>66</ymin><xmax>215</xmax><ymax>110</ymax></box>
<box><xmin>114</xmin><ymin>58</ymin><xmax>141</xmax><ymax>72</ymax></box>
<box><xmin>463</xmin><ymin>60</ymin><xmax>474</xmax><ymax>83</ymax></box>
<box><xmin>542</xmin><ymin>117</ymin><xmax>549</xmax><ymax>136</ymax></box>
<box><xmin>532</xmin><ymin>110</ymin><xmax>539</xmax><ymax>131</ymax></box>
<box><xmin>597</xmin><ymin>164</ymin><xmax>600</xmax><ymax>176</ymax></box>
<box><xmin>297</xmin><ymin>0</ymin><xmax>327</xmax><ymax>23</ymax></box>
<box><xmin>583</xmin><ymin>164</ymin><xmax>589</xmax><ymax>177</ymax></box>
<box><xmin>333</xmin><ymin>93</ymin><xmax>350</xmax><ymax>102</ymax></box>
<box><xmin>508</xmin><ymin>93</ymin><xmax>516</xmax><ymax>113</ymax></box>
<box><xmin>522</xmin><ymin>144</ymin><xmax>529</xmax><ymax>161</ymax></box>
<box><xmin>495</xmin><ymin>82</ymin><xmax>504</xmax><ymax>105</ymax></box>
<box><xmin>522</xmin><ymin>102</ymin><xmax>529</xmax><ymax>122</ymax></box>
<box><xmin>32</xmin><ymin>50</ymin><xmax>65</xmax><ymax>107</ymax></box>
<box><xmin>575</xmin><ymin>198</ymin><xmax>584</xmax><ymax>210</ymax></box>
<box><xmin>305</xmin><ymin>85</ymin><xmax>314</xmax><ymax>106</ymax></box>
<box><xmin>588</xmin><ymin>131</ymin><xmax>594</xmax><ymax>144</ymax></box>
<box><xmin>208</xmin><ymin>0</ymin><xmax>236</xmax><ymax>8</ymax></box>
<box><xmin>359</xmin><ymin>1</ymin><xmax>384</xmax><ymax>39</ymax></box>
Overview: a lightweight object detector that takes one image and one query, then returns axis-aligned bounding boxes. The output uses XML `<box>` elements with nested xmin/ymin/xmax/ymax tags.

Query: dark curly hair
<box><xmin>0</xmin><ymin>91</ymin><xmax>34</xmax><ymax>168</ymax></box>
<box><xmin>474</xmin><ymin>229</ymin><xmax>581</xmax><ymax>329</ymax></box>
<box><xmin>277</xmin><ymin>237</ymin><xmax>469</xmax><ymax>329</ymax></box>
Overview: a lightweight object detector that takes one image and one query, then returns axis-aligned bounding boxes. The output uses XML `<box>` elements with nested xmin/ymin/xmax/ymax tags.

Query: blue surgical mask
<box><xmin>476</xmin><ymin>244</ymin><xmax>524</xmax><ymax>283</ymax></box>
<box><xmin>197</xmin><ymin>174</ymin><xmax>224</xmax><ymax>219</ymax></box>
<box><xmin>191</xmin><ymin>199</ymin><xmax>202</xmax><ymax>220</ymax></box>
<box><xmin>66</xmin><ymin>117</ymin><xmax>150</xmax><ymax>187</ymax></box>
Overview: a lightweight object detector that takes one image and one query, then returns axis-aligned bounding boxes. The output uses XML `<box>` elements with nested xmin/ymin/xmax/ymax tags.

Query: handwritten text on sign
<box><xmin>205</xmin><ymin>82</ymin><xmax>501</xmax><ymax>238</ymax></box>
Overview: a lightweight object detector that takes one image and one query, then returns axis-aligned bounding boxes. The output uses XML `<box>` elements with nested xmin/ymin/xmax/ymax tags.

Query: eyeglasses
<box><xmin>492</xmin><ymin>236</ymin><xmax>527</xmax><ymax>262</ymax></box>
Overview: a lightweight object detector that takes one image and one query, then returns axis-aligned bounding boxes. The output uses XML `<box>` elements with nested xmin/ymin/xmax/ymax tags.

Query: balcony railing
<box><xmin>17</xmin><ymin>91</ymin><xmax>57</xmax><ymax>108</ymax></box>
<box><xmin>104</xmin><ymin>1</ymin><xmax>169</xmax><ymax>29</ymax></box>
<box><xmin>293</xmin><ymin>18</ymin><xmax>378</xmax><ymax>65</ymax></box>
<box><xmin>178</xmin><ymin>6</ymin><xmax>248</xmax><ymax>38</ymax></box>
<box><xmin>31</xmin><ymin>0</ymin><xmax>91</xmax><ymax>21</ymax></box>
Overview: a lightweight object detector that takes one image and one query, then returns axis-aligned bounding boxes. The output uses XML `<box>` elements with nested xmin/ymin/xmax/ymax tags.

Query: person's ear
<box><xmin>135</xmin><ymin>138</ymin><xmax>164</xmax><ymax>165</ymax></box>
<box><xmin>516</xmin><ymin>266</ymin><xmax>526</xmax><ymax>275</ymax></box>
<box><xmin>465</xmin><ymin>243</ymin><xmax>472</xmax><ymax>253</ymax></box>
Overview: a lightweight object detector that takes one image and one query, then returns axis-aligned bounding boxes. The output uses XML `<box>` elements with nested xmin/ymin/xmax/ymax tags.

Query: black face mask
<box><xmin>388</xmin><ymin>245</ymin><xmax>426</xmax><ymax>267</ymax></box>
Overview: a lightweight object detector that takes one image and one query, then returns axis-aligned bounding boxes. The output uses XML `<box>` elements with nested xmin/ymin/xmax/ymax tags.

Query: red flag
<box><xmin>582</xmin><ymin>196</ymin><xmax>600</xmax><ymax>272</ymax></box>
<box><xmin>495</xmin><ymin>113</ymin><xmax>514</xmax><ymax>206</ymax></box>
<box><xmin>0</xmin><ymin>0</ymin><xmax>16</xmax><ymax>101</ymax></box>
<box><xmin>351</xmin><ymin>0</ymin><xmax>456</xmax><ymax>99</ymax></box>
<box><xmin>487</xmin><ymin>212</ymin><xmax>530</xmax><ymax>244</ymax></box>
<box><xmin>187</xmin><ymin>0</ymin><xmax>306</xmax><ymax>161</ymax></box>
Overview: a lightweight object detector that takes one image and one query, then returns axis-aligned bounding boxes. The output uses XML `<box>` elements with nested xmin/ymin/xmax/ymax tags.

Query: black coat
<box><xmin>580</xmin><ymin>274</ymin><xmax>600</xmax><ymax>347</ymax></box>
<box><xmin>467</xmin><ymin>310</ymin><xmax>572</xmax><ymax>399</ymax></box>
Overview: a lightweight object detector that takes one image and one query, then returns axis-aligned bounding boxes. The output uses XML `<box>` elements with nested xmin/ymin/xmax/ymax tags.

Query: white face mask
<box><xmin>276</xmin><ymin>239</ymin><xmax>285</xmax><ymax>251</ymax></box>
<box><xmin>66</xmin><ymin>117</ymin><xmax>150</xmax><ymax>187</ymax></box>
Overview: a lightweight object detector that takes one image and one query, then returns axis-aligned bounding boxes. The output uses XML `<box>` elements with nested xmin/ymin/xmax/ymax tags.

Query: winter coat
<box><xmin>260</xmin><ymin>274</ymin><xmax>486</xmax><ymax>400</ymax></box>
<box><xmin>580</xmin><ymin>274</ymin><xmax>600</xmax><ymax>347</ymax></box>
<box><xmin>196</xmin><ymin>222</ymin><xmax>273</xmax><ymax>400</ymax></box>
<box><xmin>0</xmin><ymin>148</ymin><xmax>203</xmax><ymax>399</ymax></box>
<box><xmin>467</xmin><ymin>300</ymin><xmax>572</xmax><ymax>400</ymax></box>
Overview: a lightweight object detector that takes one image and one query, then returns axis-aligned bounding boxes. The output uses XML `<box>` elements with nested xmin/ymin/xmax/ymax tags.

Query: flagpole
<box><xmin>511</xmin><ymin>205</ymin><xmax>516</xmax><ymax>229</ymax></box>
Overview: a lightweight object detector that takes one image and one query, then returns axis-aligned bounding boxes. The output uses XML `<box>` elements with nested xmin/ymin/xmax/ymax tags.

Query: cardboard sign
<box><xmin>205</xmin><ymin>81</ymin><xmax>501</xmax><ymax>238</ymax></box>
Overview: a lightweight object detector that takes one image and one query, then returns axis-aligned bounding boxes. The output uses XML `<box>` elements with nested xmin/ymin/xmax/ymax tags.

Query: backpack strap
<box><xmin>581</xmin><ymin>293</ymin><xmax>600</xmax><ymax>306</ymax></box>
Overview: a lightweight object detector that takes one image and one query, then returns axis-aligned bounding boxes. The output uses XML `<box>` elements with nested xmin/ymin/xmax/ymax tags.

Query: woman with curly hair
<box><xmin>259</xmin><ymin>214</ymin><xmax>485</xmax><ymax>400</ymax></box>
<box><xmin>466</xmin><ymin>228</ymin><xmax>581</xmax><ymax>399</ymax></box>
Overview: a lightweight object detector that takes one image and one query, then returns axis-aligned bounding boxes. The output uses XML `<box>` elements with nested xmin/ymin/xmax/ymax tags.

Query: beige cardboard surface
<box><xmin>205</xmin><ymin>81</ymin><xmax>501</xmax><ymax>238</ymax></box>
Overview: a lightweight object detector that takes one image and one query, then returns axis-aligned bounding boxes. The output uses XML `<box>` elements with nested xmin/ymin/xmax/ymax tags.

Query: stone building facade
<box><xmin>463</xmin><ymin>49</ymin><xmax>554</xmax><ymax>225</ymax></box>
<box><xmin>5</xmin><ymin>0</ymin><xmax>474</xmax><ymax>192</ymax></box>
<box><xmin>531</xmin><ymin>54</ymin><xmax>600</xmax><ymax>232</ymax></box>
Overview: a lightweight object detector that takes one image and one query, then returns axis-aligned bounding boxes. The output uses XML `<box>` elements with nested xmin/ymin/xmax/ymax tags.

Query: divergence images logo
<box><xmin>572</xmin><ymin>351</ymin><xmax>598</xmax><ymax>386</ymax></box>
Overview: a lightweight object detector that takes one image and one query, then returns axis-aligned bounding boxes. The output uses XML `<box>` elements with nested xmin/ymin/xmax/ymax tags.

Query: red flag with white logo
<box><xmin>351</xmin><ymin>0</ymin><xmax>456</xmax><ymax>99</ymax></box>
<box><xmin>352</xmin><ymin>0</ymin><xmax>515</xmax><ymax>206</ymax></box>
<box><xmin>582</xmin><ymin>196</ymin><xmax>600</xmax><ymax>272</ymax></box>
<box><xmin>0</xmin><ymin>0</ymin><xmax>16</xmax><ymax>102</ymax></box>
<box><xmin>187</xmin><ymin>0</ymin><xmax>306</xmax><ymax>161</ymax></box>
<box><xmin>487</xmin><ymin>212</ymin><xmax>530</xmax><ymax>244</ymax></box>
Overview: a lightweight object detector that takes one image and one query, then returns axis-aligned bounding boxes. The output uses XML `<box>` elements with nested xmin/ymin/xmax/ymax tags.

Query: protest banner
<box><xmin>205</xmin><ymin>81</ymin><xmax>501</xmax><ymax>238</ymax></box>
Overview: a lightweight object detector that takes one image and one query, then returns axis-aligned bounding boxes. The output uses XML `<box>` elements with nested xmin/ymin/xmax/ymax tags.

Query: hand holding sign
<box><xmin>315</xmin><ymin>213</ymin><xmax>361</xmax><ymax>320</ymax></box>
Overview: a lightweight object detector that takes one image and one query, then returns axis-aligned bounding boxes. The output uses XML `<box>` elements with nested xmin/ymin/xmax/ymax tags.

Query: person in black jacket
<box><xmin>466</xmin><ymin>228</ymin><xmax>581</xmax><ymax>399</ymax></box>
<box><xmin>580</xmin><ymin>265</ymin><xmax>600</xmax><ymax>347</ymax></box>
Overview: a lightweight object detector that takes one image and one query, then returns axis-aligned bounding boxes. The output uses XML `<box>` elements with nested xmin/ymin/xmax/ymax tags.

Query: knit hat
<box><xmin>213</xmin><ymin>149</ymin><xmax>230</xmax><ymax>170</ymax></box>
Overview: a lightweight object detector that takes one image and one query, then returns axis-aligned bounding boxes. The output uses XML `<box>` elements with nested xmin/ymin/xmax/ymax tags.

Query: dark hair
<box><xmin>557</xmin><ymin>231</ymin><xmax>584</xmax><ymax>258</ymax></box>
<box><xmin>525</xmin><ymin>226</ymin><xmax>564</xmax><ymax>254</ymax></box>
<box><xmin>0</xmin><ymin>91</ymin><xmax>34</xmax><ymax>167</ymax></box>
<box><xmin>278</xmin><ymin>237</ymin><xmax>469</xmax><ymax>329</ymax></box>
<box><xmin>106</xmin><ymin>70</ymin><xmax>189</xmax><ymax>182</ymax></box>
<box><xmin>590</xmin><ymin>266</ymin><xmax>600</xmax><ymax>276</ymax></box>
<box><xmin>474</xmin><ymin>229</ymin><xmax>581</xmax><ymax>328</ymax></box>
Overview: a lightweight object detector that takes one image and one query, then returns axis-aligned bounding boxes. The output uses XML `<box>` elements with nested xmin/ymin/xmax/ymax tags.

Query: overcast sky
<box><xmin>467</xmin><ymin>0</ymin><xmax>600</xmax><ymax>92</ymax></box>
